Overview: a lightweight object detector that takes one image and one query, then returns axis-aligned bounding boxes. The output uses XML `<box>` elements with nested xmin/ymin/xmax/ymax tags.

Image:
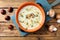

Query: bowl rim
<box><xmin>16</xmin><ymin>2</ymin><xmax>45</xmax><ymax>32</ymax></box>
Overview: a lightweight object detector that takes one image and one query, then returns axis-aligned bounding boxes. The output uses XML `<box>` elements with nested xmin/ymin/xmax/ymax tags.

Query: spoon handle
<box><xmin>51</xmin><ymin>0</ymin><xmax>60</xmax><ymax>7</ymax></box>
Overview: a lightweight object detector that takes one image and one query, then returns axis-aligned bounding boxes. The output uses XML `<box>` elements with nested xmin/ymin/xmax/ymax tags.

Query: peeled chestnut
<box><xmin>5</xmin><ymin>16</ymin><xmax>10</xmax><ymax>21</ymax></box>
<box><xmin>1</xmin><ymin>9</ymin><xmax>6</xmax><ymax>15</ymax></box>
<box><xmin>8</xmin><ymin>7</ymin><xmax>14</xmax><ymax>13</ymax></box>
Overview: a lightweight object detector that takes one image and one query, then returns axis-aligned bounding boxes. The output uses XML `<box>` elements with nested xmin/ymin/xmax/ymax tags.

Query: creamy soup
<box><xmin>18</xmin><ymin>5</ymin><xmax>43</xmax><ymax>30</ymax></box>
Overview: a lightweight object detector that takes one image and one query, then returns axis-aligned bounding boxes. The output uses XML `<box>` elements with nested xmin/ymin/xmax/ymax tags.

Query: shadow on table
<box><xmin>29</xmin><ymin>25</ymin><xmax>57</xmax><ymax>36</ymax></box>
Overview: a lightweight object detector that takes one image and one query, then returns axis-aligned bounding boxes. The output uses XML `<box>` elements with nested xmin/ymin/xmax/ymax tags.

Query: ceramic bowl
<box><xmin>16</xmin><ymin>2</ymin><xmax>45</xmax><ymax>32</ymax></box>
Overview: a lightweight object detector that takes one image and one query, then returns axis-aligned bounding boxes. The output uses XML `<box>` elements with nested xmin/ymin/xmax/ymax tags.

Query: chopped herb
<box><xmin>35</xmin><ymin>15</ymin><xmax>38</xmax><ymax>17</ymax></box>
<box><xmin>37</xmin><ymin>12</ymin><xmax>39</xmax><ymax>14</ymax></box>
<box><xmin>26</xmin><ymin>22</ymin><xmax>28</xmax><ymax>25</ymax></box>
<box><xmin>31</xmin><ymin>25</ymin><xmax>33</xmax><ymax>27</ymax></box>
<box><xmin>20</xmin><ymin>14</ymin><xmax>23</xmax><ymax>17</ymax></box>
<box><xmin>36</xmin><ymin>21</ymin><xmax>39</xmax><ymax>23</ymax></box>
<box><xmin>26</xmin><ymin>8</ymin><xmax>29</xmax><ymax>11</ymax></box>
<box><xmin>30</xmin><ymin>13</ymin><xmax>35</xmax><ymax>18</ymax></box>
<box><xmin>23</xmin><ymin>12</ymin><xmax>24</xmax><ymax>13</ymax></box>
<box><xmin>20</xmin><ymin>21</ymin><xmax>24</xmax><ymax>23</ymax></box>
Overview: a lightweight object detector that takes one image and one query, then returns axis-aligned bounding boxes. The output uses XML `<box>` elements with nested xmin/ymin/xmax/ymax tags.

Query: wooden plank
<box><xmin>0</xmin><ymin>30</ymin><xmax>20</xmax><ymax>36</ymax></box>
<box><xmin>54</xmin><ymin>9</ymin><xmax>60</xmax><ymax>14</ymax></box>
<box><xmin>0</xmin><ymin>36</ymin><xmax>59</xmax><ymax>40</ymax></box>
<box><xmin>53</xmin><ymin>5</ymin><xmax>60</xmax><ymax>9</ymax></box>
<box><xmin>28</xmin><ymin>31</ymin><xmax>57</xmax><ymax>37</ymax></box>
<box><xmin>0</xmin><ymin>25</ymin><xmax>16</xmax><ymax>30</ymax></box>
<box><xmin>56</xmin><ymin>24</ymin><xmax>60</xmax><ymax>36</ymax></box>
<box><xmin>0</xmin><ymin>0</ymin><xmax>59</xmax><ymax>8</ymax></box>
<box><xmin>0</xmin><ymin>0</ymin><xmax>35</xmax><ymax>7</ymax></box>
<box><xmin>38</xmin><ymin>36</ymin><xmax>58</xmax><ymax>40</ymax></box>
<box><xmin>0</xmin><ymin>37</ymin><xmax>38</xmax><ymax>40</ymax></box>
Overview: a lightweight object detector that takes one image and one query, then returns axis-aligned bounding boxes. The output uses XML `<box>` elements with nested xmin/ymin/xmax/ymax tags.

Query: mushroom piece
<box><xmin>57</xmin><ymin>19</ymin><xmax>60</xmax><ymax>23</ymax></box>
<box><xmin>26</xmin><ymin>14</ymin><xmax>31</xmax><ymax>19</ymax></box>
<box><xmin>49</xmin><ymin>25</ymin><xmax>57</xmax><ymax>32</ymax></box>
<box><xmin>47</xmin><ymin>9</ymin><xmax>55</xmax><ymax>18</ymax></box>
<box><xmin>26</xmin><ymin>13</ymin><xmax>35</xmax><ymax>19</ymax></box>
<box><xmin>30</xmin><ymin>13</ymin><xmax>35</xmax><ymax>18</ymax></box>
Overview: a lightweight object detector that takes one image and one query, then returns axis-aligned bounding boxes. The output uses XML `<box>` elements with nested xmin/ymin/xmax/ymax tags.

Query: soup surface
<box><xmin>18</xmin><ymin>5</ymin><xmax>43</xmax><ymax>29</ymax></box>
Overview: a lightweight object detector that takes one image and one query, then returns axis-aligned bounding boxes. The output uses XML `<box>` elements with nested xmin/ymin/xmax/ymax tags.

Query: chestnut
<box><xmin>8</xmin><ymin>25</ymin><xmax>14</xmax><ymax>30</ymax></box>
<box><xmin>5</xmin><ymin>16</ymin><xmax>10</xmax><ymax>21</ymax></box>
<box><xmin>8</xmin><ymin>7</ymin><xmax>14</xmax><ymax>13</ymax></box>
<box><xmin>1</xmin><ymin>9</ymin><xmax>6</xmax><ymax>15</ymax></box>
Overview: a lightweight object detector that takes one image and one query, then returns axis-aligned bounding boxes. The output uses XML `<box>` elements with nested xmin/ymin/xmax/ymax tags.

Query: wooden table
<box><xmin>0</xmin><ymin>0</ymin><xmax>60</xmax><ymax>40</ymax></box>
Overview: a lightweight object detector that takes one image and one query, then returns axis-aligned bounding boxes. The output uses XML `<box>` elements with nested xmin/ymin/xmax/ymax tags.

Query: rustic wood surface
<box><xmin>0</xmin><ymin>0</ymin><xmax>60</xmax><ymax>40</ymax></box>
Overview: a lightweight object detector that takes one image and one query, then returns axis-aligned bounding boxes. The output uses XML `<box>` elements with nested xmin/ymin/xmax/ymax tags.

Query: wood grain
<box><xmin>0</xmin><ymin>0</ymin><xmax>59</xmax><ymax>8</ymax></box>
<box><xmin>0</xmin><ymin>36</ymin><xmax>59</xmax><ymax>40</ymax></box>
<box><xmin>0</xmin><ymin>0</ymin><xmax>60</xmax><ymax>40</ymax></box>
<box><xmin>0</xmin><ymin>37</ymin><xmax>38</xmax><ymax>40</ymax></box>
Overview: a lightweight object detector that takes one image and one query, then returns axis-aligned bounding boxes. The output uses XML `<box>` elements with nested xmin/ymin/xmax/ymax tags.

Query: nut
<box><xmin>8</xmin><ymin>25</ymin><xmax>14</xmax><ymax>30</ymax></box>
<box><xmin>5</xmin><ymin>16</ymin><xmax>10</xmax><ymax>21</ymax></box>
<box><xmin>1</xmin><ymin>9</ymin><xmax>6</xmax><ymax>15</ymax></box>
<box><xmin>8</xmin><ymin>7</ymin><xmax>14</xmax><ymax>13</ymax></box>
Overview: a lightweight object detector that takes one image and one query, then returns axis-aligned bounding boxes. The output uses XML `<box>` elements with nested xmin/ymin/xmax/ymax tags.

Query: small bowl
<box><xmin>16</xmin><ymin>2</ymin><xmax>45</xmax><ymax>32</ymax></box>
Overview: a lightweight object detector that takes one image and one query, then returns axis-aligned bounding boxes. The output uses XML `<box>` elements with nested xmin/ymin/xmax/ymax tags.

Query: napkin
<box><xmin>36</xmin><ymin>0</ymin><xmax>60</xmax><ymax>22</ymax></box>
<box><xmin>10</xmin><ymin>14</ymin><xmax>28</xmax><ymax>36</ymax></box>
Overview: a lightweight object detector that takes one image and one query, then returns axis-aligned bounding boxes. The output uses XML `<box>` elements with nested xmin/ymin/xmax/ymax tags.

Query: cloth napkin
<box><xmin>10</xmin><ymin>14</ymin><xmax>28</xmax><ymax>36</ymax></box>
